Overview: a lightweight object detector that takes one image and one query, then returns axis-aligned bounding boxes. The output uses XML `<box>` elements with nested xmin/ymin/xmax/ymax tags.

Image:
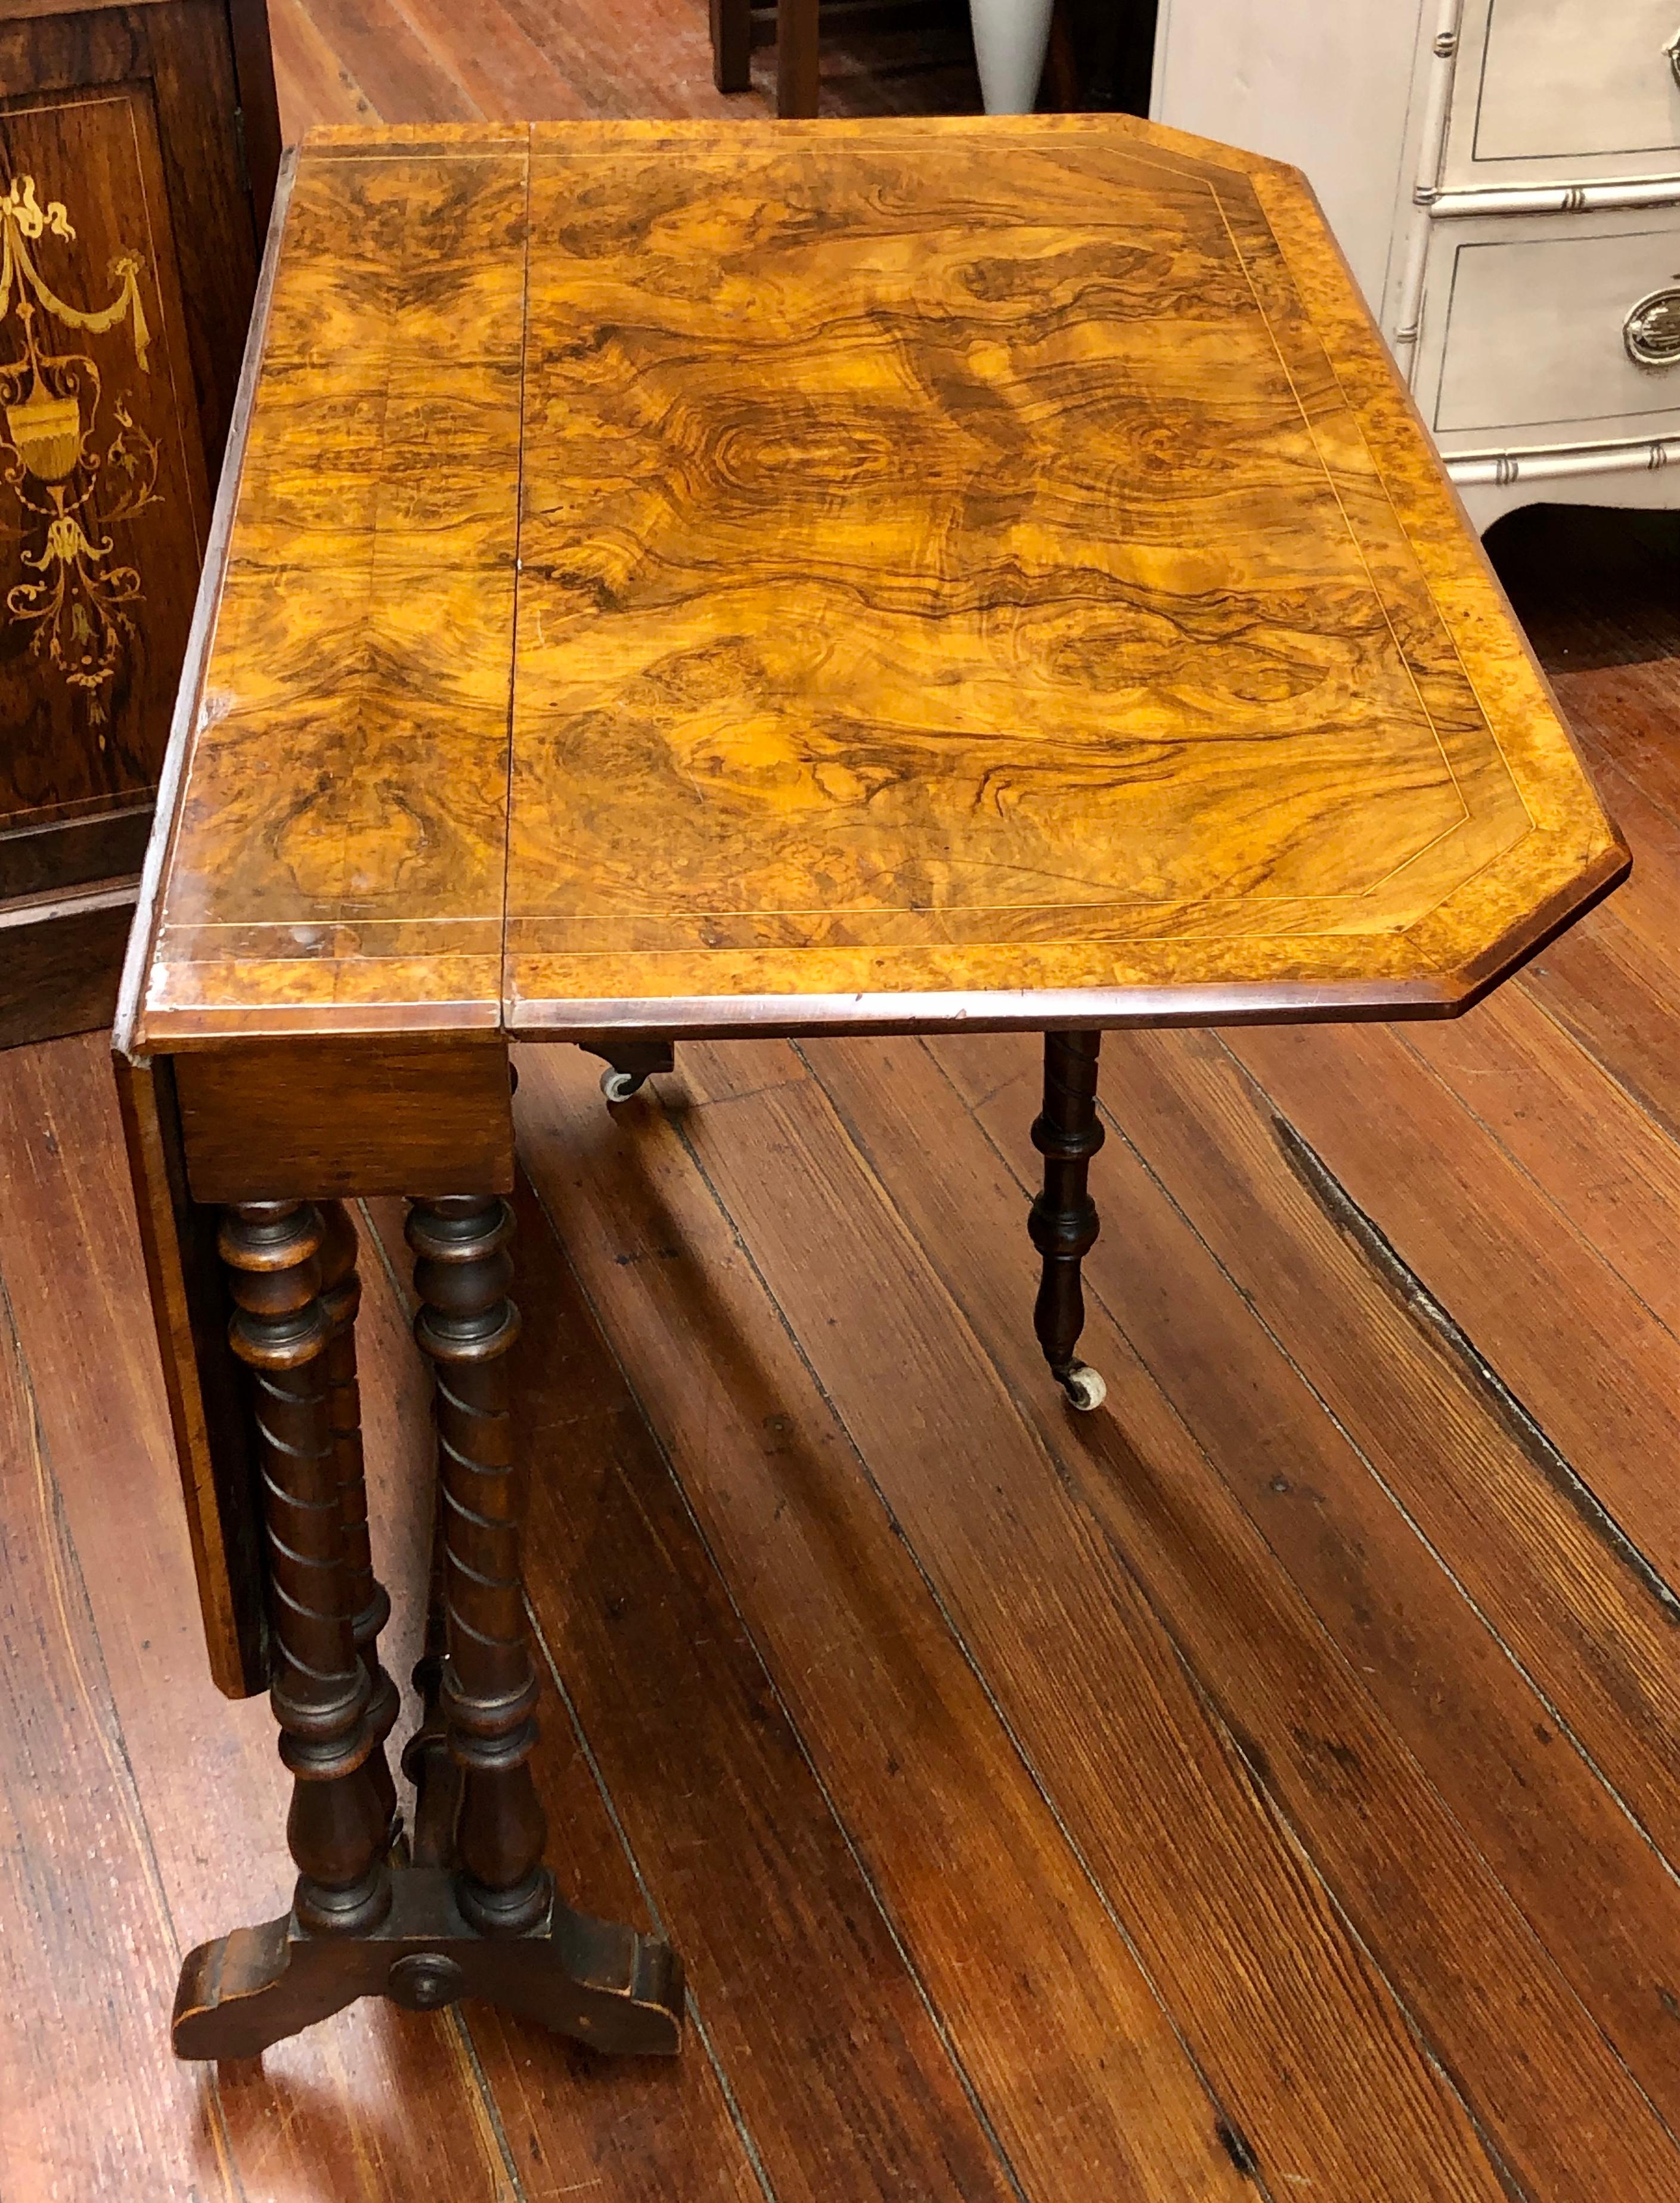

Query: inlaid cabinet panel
<box><xmin>0</xmin><ymin>0</ymin><xmax>275</xmax><ymax>1049</ymax></box>
<box><xmin>0</xmin><ymin>84</ymin><xmax>210</xmax><ymax>888</ymax></box>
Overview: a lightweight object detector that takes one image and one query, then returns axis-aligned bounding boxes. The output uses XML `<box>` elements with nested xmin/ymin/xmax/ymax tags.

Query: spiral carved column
<box><xmin>172</xmin><ymin>1185</ymin><xmax>681</xmax><ymax>2062</ymax></box>
<box><xmin>317</xmin><ymin>1200</ymin><xmax>400</xmax><ymax>1842</ymax></box>
<box><xmin>222</xmin><ymin>1200</ymin><xmax>391</xmax><ymax>1936</ymax></box>
<box><xmin>407</xmin><ymin>1193</ymin><xmax>550</xmax><ymax>1937</ymax></box>
<box><xmin>1028</xmin><ymin>1031</ymin><xmax>1108</xmax><ymax>1411</ymax></box>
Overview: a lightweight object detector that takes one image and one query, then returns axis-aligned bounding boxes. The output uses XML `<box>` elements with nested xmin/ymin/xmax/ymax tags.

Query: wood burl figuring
<box><xmin>112</xmin><ymin>117</ymin><xmax>1626</xmax><ymax>2062</ymax></box>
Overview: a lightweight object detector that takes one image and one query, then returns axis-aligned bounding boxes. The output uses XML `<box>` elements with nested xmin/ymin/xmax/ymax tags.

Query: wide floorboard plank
<box><xmin>0</xmin><ymin>1281</ymin><xmax>235</xmax><ymax>2199</ymax></box>
<box><xmin>269</xmin><ymin>0</ymin><xmax>377</xmax><ymax>131</ymax></box>
<box><xmin>366</xmin><ymin>1176</ymin><xmax>1024</xmax><ymax>2203</ymax></box>
<box><xmin>794</xmin><ymin>1030</ymin><xmax>1680</xmax><ymax>2203</ymax></box>
<box><xmin>513</xmin><ymin>1040</ymin><xmax>1258</xmax><ymax>2203</ymax></box>
<box><xmin>566</xmin><ymin>1045</ymin><xmax>1530</xmax><ymax>2202</ymax></box>
<box><xmin>1070</xmin><ymin>1023</ymin><xmax>1680</xmax><ymax>1867</ymax></box>
<box><xmin>1402</xmin><ymin>983</ymin><xmax>1680</xmax><ymax>1337</ymax></box>
<box><xmin>925</xmin><ymin>1021</ymin><xmax>1680</xmax><ymax>2131</ymax></box>
<box><xmin>1489</xmin><ymin>512</ymin><xmax>1680</xmax><ymax>1142</ymax></box>
<box><xmin>293</xmin><ymin>0</ymin><xmax>480</xmax><ymax>122</ymax></box>
<box><xmin>1223</xmin><ymin>1020</ymin><xmax>1680</xmax><ymax>1591</ymax></box>
<box><xmin>383</xmin><ymin>0</ymin><xmax>599</xmax><ymax>119</ymax></box>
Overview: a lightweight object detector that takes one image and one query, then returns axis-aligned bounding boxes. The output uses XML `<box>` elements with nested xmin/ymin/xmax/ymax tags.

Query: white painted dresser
<box><xmin>1151</xmin><ymin>1</ymin><xmax>1680</xmax><ymax>529</ymax></box>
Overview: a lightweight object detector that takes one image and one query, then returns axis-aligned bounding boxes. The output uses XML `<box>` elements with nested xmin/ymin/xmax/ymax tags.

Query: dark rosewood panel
<box><xmin>0</xmin><ymin>80</ymin><xmax>208</xmax><ymax>853</ymax></box>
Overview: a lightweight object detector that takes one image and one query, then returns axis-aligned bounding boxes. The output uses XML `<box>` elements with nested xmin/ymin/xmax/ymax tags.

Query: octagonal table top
<box><xmin>121</xmin><ymin>115</ymin><xmax>1626</xmax><ymax>1051</ymax></box>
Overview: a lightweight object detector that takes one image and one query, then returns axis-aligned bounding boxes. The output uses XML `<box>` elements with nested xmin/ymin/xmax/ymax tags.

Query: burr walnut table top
<box><xmin>123</xmin><ymin>116</ymin><xmax>1625</xmax><ymax>1050</ymax></box>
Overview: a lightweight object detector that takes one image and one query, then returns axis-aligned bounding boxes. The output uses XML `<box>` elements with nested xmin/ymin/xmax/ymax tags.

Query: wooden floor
<box><xmin>7</xmin><ymin>7</ymin><xmax>1680</xmax><ymax>2197</ymax></box>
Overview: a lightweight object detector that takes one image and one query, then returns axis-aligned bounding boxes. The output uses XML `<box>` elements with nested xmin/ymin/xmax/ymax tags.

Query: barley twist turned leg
<box><xmin>406</xmin><ymin>1194</ymin><xmax>548</xmax><ymax>1936</ymax></box>
<box><xmin>171</xmin><ymin>1189</ymin><xmax>683</xmax><ymax>2062</ymax></box>
<box><xmin>230</xmin><ymin>1200</ymin><xmax>392</xmax><ymax>1935</ymax></box>
<box><xmin>401</xmin><ymin>1482</ymin><xmax>461</xmax><ymax>1870</ymax></box>
<box><xmin>318</xmin><ymin>1199</ymin><xmax>401</xmax><ymax>1846</ymax></box>
<box><xmin>1028</xmin><ymin>1031</ymin><xmax>1108</xmax><ymax>1412</ymax></box>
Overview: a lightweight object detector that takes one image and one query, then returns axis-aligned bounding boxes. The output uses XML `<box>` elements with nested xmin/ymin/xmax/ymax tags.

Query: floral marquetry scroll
<box><xmin>0</xmin><ymin>175</ymin><xmax>162</xmax><ymax>720</ymax></box>
<box><xmin>0</xmin><ymin>113</ymin><xmax>196</xmax><ymax>802</ymax></box>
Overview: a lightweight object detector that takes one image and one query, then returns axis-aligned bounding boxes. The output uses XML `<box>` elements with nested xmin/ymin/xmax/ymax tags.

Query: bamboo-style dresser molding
<box><xmin>113</xmin><ymin>114</ymin><xmax>1625</xmax><ymax>2069</ymax></box>
<box><xmin>0</xmin><ymin>0</ymin><xmax>279</xmax><ymax>1049</ymax></box>
<box><xmin>1154</xmin><ymin>0</ymin><xmax>1680</xmax><ymax>531</ymax></box>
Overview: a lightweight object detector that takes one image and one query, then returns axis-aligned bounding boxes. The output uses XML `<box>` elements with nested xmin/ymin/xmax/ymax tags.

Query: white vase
<box><xmin>969</xmin><ymin>0</ymin><xmax>1055</xmax><ymax>115</ymax></box>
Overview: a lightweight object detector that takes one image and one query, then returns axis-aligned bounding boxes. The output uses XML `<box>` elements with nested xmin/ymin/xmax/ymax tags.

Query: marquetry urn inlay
<box><xmin>0</xmin><ymin>173</ymin><xmax>159</xmax><ymax>721</ymax></box>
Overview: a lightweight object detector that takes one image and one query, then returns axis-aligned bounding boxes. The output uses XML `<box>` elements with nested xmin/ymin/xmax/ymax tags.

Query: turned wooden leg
<box><xmin>318</xmin><ymin>1200</ymin><xmax>400</xmax><ymax>1845</ymax></box>
<box><xmin>227</xmin><ymin>1200</ymin><xmax>392</xmax><ymax>1936</ymax></box>
<box><xmin>407</xmin><ymin>1194</ymin><xmax>548</xmax><ymax>1935</ymax></box>
<box><xmin>1028</xmin><ymin>1031</ymin><xmax>1108</xmax><ymax>1412</ymax></box>
<box><xmin>576</xmin><ymin>1038</ymin><xmax>674</xmax><ymax>1105</ymax></box>
<box><xmin>709</xmin><ymin>0</ymin><xmax>751</xmax><ymax>91</ymax></box>
<box><xmin>172</xmin><ymin>1192</ymin><xmax>684</xmax><ymax>2063</ymax></box>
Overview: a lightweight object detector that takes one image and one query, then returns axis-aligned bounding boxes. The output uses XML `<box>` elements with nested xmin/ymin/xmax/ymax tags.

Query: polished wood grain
<box><xmin>125</xmin><ymin>114</ymin><xmax>1623</xmax><ymax>1051</ymax></box>
<box><xmin>173</xmin><ymin>1035</ymin><xmax>515</xmax><ymax>1200</ymax></box>
<box><xmin>13</xmin><ymin>0</ymin><xmax>1680</xmax><ymax>2185</ymax></box>
<box><xmin>132</xmin><ymin>126</ymin><xmax>525</xmax><ymax>1045</ymax></box>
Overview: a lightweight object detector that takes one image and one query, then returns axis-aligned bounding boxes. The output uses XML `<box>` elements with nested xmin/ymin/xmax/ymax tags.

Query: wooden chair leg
<box><xmin>710</xmin><ymin>0</ymin><xmax>752</xmax><ymax>92</ymax></box>
<box><xmin>777</xmin><ymin>0</ymin><xmax>821</xmax><ymax>116</ymax></box>
<box><xmin>169</xmin><ymin>1194</ymin><xmax>684</xmax><ymax>2062</ymax></box>
<box><xmin>1028</xmin><ymin>1031</ymin><xmax>1108</xmax><ymax>1412</ymax></box>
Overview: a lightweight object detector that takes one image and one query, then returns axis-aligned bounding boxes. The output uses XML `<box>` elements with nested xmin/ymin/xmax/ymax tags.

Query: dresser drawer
<box><xmin>1419</xmin><ymin>210</ymin><xmax>1680</xmax><ymax>450</ymax></box>
<box><xmin>1444</xmin><ymin>0</ymin><xmax>1680</xmax><ymax>185</ymax></box>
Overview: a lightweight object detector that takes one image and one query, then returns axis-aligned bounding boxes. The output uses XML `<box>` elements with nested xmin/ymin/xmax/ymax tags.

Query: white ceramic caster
<box><xmin>969</xmin><ymin>0</ymin><xmax>1054</xmax><ymax>114</ymax></box>
<box><xmin>1060</xmin><ymin>1363</ymin><xmax>1107</xmax><ymax>1412</ymax></box>
<box><xmin>600</xmin><ymin>1068</ymin><xmax>646</xmax><ymax>1104</ymax></box>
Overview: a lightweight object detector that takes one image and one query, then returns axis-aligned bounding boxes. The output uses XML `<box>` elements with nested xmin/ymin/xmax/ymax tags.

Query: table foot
<box><xmin>172</xmin><ymin>1866</ymin><xmax>684</xmax><ymax>2061</ymax></box>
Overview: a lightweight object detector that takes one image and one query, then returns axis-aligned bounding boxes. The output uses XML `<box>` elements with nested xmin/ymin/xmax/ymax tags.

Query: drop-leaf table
<box><xmin>111</xmin><ymin>116</ymin><xmax>1626</xmax><ymax>2061</ymax></box>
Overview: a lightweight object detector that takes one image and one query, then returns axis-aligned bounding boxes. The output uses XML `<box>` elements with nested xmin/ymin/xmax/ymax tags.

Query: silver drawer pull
<box><xmin>1626</xmin><ymin>286</ymin><xmax>1680</xmax><ymax>367</ymax></box>
<box><xmin>1669</xmin><ymin>23</ymin><xmax>1680</xmax><ymax>86</ymax></box>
